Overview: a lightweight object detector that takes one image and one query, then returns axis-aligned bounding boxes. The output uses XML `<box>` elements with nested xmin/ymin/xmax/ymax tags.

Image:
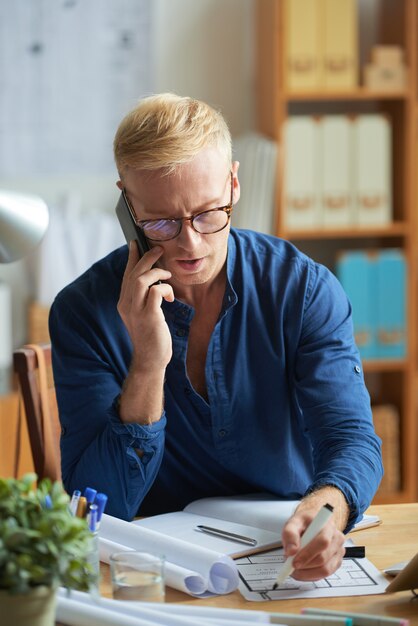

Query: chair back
<box><xmin>13</xmin><ymin>343</ymin><xmax>61</xmax><ymax>481</ymax></box>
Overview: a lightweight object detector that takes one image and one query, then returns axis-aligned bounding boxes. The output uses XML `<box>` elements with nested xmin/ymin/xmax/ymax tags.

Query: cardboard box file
<box><xmin>375</xmin><ymin>249</ymin><xmax>406</xmax><ymax>359</ymax></box>
<box><xmin>353</xmin><ymin>115</ymin><xmax>392</xmax><ymax>226</ymax></box>
<box><xmin>322</xmin><ymin>0</ymin><xmax>358</xmax><ymax>90</ymax></box>
<box><xmin>372</xmin><ymin>404</ymin><xmax>401</xmax><ymax>494</ymax></box>
<box><xmin>321</xmin><ymin>115</ymin><xmax>354</xmax><ymax>227</ymax></box>
<box><xmin>284</xmin><ymin>0</ymin><xmax>321</xmax><ymax>90</ymax></box>
<box><xmin>336</xmin><ymin>251</ymin><xmax>375</xmax><ymax>359</ymax></box>
<box><xmin>284</xmin><ymin>116</ymin><xmax>321</xmax><ymax>229</ymax></box>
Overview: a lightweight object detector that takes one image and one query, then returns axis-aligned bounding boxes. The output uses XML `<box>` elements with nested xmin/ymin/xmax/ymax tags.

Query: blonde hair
<box><xmin>114</xmin><ymin>93</ymin><xmax>232</xmax><ymax>176</ymax></box>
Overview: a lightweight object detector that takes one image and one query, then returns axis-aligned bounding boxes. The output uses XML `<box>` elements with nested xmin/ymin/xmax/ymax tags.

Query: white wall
<box><xmin>0</xmin><ymin>0</ymin><xmax>256</xmax><ymax>353</ymax></box>
<box><xmin>153</xmin><ymin>0</ymin><xmax>255</xmax><ymax>136</ymax></box>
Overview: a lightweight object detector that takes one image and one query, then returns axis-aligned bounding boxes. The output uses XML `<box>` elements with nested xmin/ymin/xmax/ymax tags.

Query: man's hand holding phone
<box><xmin>116</xmin><ymin>242</ymin><xmax>174</xmax><ymax>425</ymax></box>
<box><xmin>118</xmin><ymin>242</ymin><xmax>174</xmax><ymax>369</ymax></box>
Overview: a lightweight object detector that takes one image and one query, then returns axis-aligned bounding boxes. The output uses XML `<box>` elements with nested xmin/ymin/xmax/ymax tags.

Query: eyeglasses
<box><xmin>125</xmin><ymin>172</ymin><xmax>234</xmax><ymax>242</ymax></box>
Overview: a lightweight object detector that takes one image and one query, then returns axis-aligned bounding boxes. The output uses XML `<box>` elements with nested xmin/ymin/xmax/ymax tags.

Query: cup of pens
<box><xmin>69</xmin><ymin>487</ymin><xmax>108</xmax><ymax>594</ymax></box>
<box><xmin>109</xmin><ymin>551</ymin><xmax>165</xmax><ymax>602</ymax></box>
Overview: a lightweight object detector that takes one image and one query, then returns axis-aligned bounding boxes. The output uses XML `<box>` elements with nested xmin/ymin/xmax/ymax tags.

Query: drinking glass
<box><xmin>109</xmin><ymin>551</ymin><xmax>165</xmax><ymax>602</ymax></box>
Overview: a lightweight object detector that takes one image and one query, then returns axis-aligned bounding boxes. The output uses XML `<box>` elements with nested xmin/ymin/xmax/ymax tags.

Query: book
<box><xmin>134</xmin><ymin>494</ymin><xmax>381</xmax><ymax>559</ymax></box>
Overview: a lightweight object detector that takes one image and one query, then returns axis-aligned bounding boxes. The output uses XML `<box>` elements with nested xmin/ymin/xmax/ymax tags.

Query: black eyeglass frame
<box><xmin>123</xmin><ymin>171</ymin><xmax>234</xmax><ymax>242</ymax></box>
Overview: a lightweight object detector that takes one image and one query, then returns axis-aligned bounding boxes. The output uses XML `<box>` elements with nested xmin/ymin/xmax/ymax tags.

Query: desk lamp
<box><xmin>0</xmin><ymin>189</ymin><xmax>49</xmax><ymax>263</ymax></box>
<box><xmin>0</xmin><ymin>189</ymin><xmax>49</xmax><ymax>393</ymax></box>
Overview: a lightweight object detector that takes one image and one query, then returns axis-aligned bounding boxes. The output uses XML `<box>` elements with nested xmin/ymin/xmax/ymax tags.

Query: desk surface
<box><xmin>95</xmin><ymin>503</ymin><xmax>418</xmax><ymax>624</ymax></box>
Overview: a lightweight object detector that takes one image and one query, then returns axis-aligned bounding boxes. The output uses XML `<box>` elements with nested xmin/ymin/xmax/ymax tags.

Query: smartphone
<box><xmin>115</xmin><ymin>190</ymin><xmax>150</xmax><ymax>257</ymax></box>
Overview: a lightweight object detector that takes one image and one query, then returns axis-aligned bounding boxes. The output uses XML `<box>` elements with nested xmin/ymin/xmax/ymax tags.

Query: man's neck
<box><xmin>174</xmin><ymin>267</ymin><xmax>227</xmax><ymax>312</ymax></box>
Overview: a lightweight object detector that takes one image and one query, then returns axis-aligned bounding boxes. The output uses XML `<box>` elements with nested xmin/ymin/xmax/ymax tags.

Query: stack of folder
<box><xmin>284</xmin><ymin>114</ymin><xmax>392</xmax><ymax>230</ymax></box>
<box><xmin>284</xmin><ymin>0</ymin><xmax>358</xmax><ymax>91</ymax></box>
<box><xmin>336</xmin><ymin>249</ymin><xmax>407</xmax><ymax>360</ymax></box>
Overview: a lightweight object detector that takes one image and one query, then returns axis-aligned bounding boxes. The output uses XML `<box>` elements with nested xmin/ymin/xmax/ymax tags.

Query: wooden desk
<box><xmin>94</xmin><ymin>504</ymin><xmax>418</xmax><ymax>624</ymax></box>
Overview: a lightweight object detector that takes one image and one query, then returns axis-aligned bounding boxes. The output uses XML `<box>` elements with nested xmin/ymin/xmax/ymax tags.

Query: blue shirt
<box><xmin>49</xmin><ymin>229</ymin><xmax>382</xmax><ymax>525</ymax></box>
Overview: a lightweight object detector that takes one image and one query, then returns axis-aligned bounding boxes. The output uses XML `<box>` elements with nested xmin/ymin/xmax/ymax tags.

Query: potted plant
<box><xmin>0</xmin><ymin>473</ymin><xmax>97</xmax><ymax>626</ymax></box>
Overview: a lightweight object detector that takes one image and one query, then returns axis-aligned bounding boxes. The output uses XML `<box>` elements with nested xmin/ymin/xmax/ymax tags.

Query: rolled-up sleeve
<box><xmin>294</xmin><ymin>261</ymin><xmax>383</xmax><ymax>530</ymax></box>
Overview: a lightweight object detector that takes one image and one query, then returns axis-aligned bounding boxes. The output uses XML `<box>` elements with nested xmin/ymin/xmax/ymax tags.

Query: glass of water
<box><xmin>109</xmin><ymin>551</ymin><xmax>165</xmax><ymax>602</ymax></box>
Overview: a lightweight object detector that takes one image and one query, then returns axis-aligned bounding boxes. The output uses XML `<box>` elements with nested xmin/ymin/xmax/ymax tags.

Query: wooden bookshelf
<box><xmin>256</xmin><ymin>0</ymin><xmax>418</xmax><ymax>503</ymax></box>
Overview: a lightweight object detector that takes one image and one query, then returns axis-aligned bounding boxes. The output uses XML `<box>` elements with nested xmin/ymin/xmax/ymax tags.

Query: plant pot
<box><xmin>0</xmin><ymin>585</ymin><xmax>57</xmax><ymax>626</ymax></box>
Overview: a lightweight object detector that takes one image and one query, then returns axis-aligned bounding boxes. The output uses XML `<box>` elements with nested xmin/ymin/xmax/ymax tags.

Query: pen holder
<box><xmin>86</xmin><ymin>531</ymin><xmax>100</xmax><ymax>596</ymax></box>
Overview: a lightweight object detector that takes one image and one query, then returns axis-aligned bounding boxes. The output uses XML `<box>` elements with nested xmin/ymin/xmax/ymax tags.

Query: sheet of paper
<box><xmin>135</xmin><ymin>511</ymin><xmax>282</xmax><ymax>558</ymax></box>
<box><xmin>236</xmin><ymin>546</ymin><xmax>388</xmax><ymax>601</ymax></box>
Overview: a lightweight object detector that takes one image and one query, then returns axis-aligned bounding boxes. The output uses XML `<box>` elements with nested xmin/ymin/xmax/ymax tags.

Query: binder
<box><xmin>284</xmin><ymin>116</ymin><xmax>321</xmax><ymax>230</ymax></box>
<box><xmin>336</xmin><ymin>251</ymin><xmax>375</xmax><ymax>359</ymax></box>
<box><xmin>321</xmin><ymin>115</ymin><xmax>354</xmax><ymax>227</ymax></box>
<box><xmin>372</xmin><ymin>404</ymin><xmax>401</xmax><ymax>494</ymax></box>
<box><xmin>284</xmin><ymin>0</ymin><xmax>321</xmax><ymax>90</ymax></box>
<box><xmin>322</xmin><ymin>0</ymin><xmax>358</xmax><ymax>90</ymax></box>
<box><xmin>375</xmin><ymin>249</ymin><xmax>406</xmax><ymax>358</ymax></box>
<box><xmin>353</xmin><ymin>115</ymin><xmax>392</xmax><ymax>226</ymax></box>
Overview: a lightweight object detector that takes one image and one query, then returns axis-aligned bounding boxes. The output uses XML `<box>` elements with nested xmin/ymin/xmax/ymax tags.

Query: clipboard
<box><xmin>386</xmin><ymin>551</ymin><xmax>418</xmax><ymax>594</ymax></box>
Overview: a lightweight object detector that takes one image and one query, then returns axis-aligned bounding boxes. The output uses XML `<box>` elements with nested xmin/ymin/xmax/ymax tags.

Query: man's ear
<box><xmin>232</xmin><ymin>161</ymin><xmax>241</xmax><ymax>205</ymax></box>
<box><xmin>116</xmin><ymin>180</ymin><xmax>123</xmax><ymax>190</ymax></box>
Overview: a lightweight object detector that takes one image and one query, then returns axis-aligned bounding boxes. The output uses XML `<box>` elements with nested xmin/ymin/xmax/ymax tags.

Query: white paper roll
<box><xmin>99</xmin><ymin>514</ymin><xmax>239</xmax><ymax>596</ymax></box>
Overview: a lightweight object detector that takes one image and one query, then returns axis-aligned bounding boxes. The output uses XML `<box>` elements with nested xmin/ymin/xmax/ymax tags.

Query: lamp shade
<box><xmin>0</xmin><ymin>190</ymin><xmax>49</xmax><ymax>263</ymax></box>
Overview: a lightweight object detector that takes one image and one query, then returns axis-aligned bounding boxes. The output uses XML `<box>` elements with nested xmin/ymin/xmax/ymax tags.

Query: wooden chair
<box><xmin>13</xmin><ymin>343</ymin><xmax>61</xmax><ymax>481</ymax></box>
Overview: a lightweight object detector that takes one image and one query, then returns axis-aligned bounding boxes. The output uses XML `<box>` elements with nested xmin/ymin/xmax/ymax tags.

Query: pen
<box><xmin>301</xmin><ymin>609</ymin><xmax>409</xmax><ymax>626</ymax></box>
<box><xmin>87</xmin><ymin>503</ymin><xmax>98</xmax><ymax>533</ymax></box>
<box><xmin>44</xmin><ymin>494</ymin><xmax>52</xmax><ymax>509</ymax></box>
<box><xmin>273</xmin><ymin>503</ymin><xmax>334</xmax><ymax>590</ymax></box>
<box><xmin>270</xmin><ymin>614</ymin><xmax>353</xmax><ymax>626</ymax></box>
<box><xmin>93</xmin><ymin>492</ymin><xmax>108</xmax><ymax>528</ymax></box>
<box><xmin>84</xmin><ymin>487</ymin><xmax>97</xmax><ymax>513</ymax></box>
<box><xmin>69</xmin><ymin>489</ymin><xmax>81</xmax><ymax>516</ymax></box>
<box><xmin>196</xmin><ymin>524</ymin><xmax>258</xmax><ymax>546</ymax></box>
<box><xmin>76</xmin><ymin>496</ymin><xmax>87</xmax><ymax>518</ymax></box>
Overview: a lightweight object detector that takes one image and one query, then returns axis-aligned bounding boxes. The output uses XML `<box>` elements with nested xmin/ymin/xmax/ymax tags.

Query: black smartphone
<box><xmin>115</xmin><ymin>190</ymin><xmax>150</xmax><ymax>257</ymax></box>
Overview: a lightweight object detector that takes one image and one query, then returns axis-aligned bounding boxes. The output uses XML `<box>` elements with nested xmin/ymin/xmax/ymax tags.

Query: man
<box><xmin>49</xmin><ymin>93</ymin><xmax>382</xmax><ymax>582</ymax></box>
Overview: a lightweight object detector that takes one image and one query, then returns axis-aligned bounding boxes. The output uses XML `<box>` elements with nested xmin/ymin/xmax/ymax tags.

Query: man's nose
<box><xmin>176</xmin><ymin>219</ymin><xmax>202</xmax><ymax>249</ymax></box>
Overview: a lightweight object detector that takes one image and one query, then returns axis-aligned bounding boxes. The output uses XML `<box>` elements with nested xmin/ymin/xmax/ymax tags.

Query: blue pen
<box><xmin>84</xmin><ymin>487</ymin><xmax>97</xmax><ymax>504</ymax></box>
<box><xmin>87</xmin><ymin>503</ymin><xmax>98</xmax><ymax>533</ymax></box>
<box><xmin>93</xmin><ymin>492</ymin><xmax>108</xmax><ymax>525</ymax></box>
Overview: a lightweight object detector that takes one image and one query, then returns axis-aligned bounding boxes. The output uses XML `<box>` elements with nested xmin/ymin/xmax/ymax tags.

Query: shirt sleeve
<box><xmin>49</xmin><ymin>288</ymin><xmax>166</xmax><ymax>521</ymax></box>
<box><xmin>293</xmin><ymin>260</ymin><xmax>383</xmax><ymax>531</ymax></box>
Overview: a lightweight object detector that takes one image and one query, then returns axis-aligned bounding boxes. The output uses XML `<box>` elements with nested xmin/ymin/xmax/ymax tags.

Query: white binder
<box><xmin>284</xmin><ymin>116</ymin><xmax>321</xmax><ymax>230</ymax></box>
<box><xmin>321</xmin><ymin>115</ymin><xmax>354</xmax><ymax>227</ymax></box>
<box><xmin>353</xmin><ymin>115</ymin><xmax>392</xmax><ymax>226</ymax></box>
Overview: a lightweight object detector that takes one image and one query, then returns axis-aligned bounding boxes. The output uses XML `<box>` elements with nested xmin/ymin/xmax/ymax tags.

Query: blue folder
<box><xmin>336</xmin><ymin>251</ymin><xmax>376</xmax><ymax>360</ymax></box>
<box><xmin>375</xmin><ymin>249</ymin><xmax>406</xmax><ymax>359</ymax></box>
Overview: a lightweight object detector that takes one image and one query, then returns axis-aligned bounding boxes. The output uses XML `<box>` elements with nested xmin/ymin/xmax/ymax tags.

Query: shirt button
<box><xmin>354</xmin><ymin>365</ymin><xmax>361</xmax><ymax>374</ymax></box>
<box><xmin>176</xmin><ymin>328</ymin><xmax>186</xmax><ymax>337</ymax></box>
<box><xmin>218</xmin><ymin>429</ymin><xmax>227</xmax><ymax>438</ymax></box>
<box><xmin>184</xmin><ymin>387</ymin><xmax>191</xmax><ymax>396</ymax></box>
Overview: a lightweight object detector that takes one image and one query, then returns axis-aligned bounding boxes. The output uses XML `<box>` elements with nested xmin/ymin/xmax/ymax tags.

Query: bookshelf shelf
<box><xmin>362</xmin><ymin>359</ymin><xmax>408</xmax><ymax>373</ymax></box>
<box><xmin>285</xmin><ymin>89</ymin><xmax>409</xmax><ymax>102</ymax></box>
<box><xmin>256</xmin><ymin>0</ymin><xmax>417</xmax><ymax>504</ymax></box>
<box><xmin>285</xmin><ymin>222</ymin><xmax>409</xmax><ymax>241</ymax></box>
